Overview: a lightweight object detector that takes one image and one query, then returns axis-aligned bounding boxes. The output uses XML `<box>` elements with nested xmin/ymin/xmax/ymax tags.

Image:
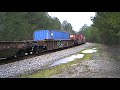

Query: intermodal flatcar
<box><xmin>0</xmin><ymin>30</ymin><xmax>86</xmax><ymax>59</ymax></box>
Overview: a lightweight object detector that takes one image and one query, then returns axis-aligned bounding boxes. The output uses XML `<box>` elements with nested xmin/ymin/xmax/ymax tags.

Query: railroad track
<box><xmin>0</xmin><ymin>46</ymin><xmax>74</xmax><ymax>65</ymax></box>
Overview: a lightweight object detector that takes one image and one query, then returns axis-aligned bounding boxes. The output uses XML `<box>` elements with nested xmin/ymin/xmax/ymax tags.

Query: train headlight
<box><xmin>70</xmin><ymin>35</ymin><xmax>73</xmax><ymax>38</ymax></box>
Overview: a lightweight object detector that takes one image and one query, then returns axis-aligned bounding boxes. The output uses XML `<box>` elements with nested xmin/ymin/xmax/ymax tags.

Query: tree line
<box><xmin>0</xmin><ymin>12</ymin><xmax>75</xmax><ymax>41</ymax></box>
<box><xmin>79</xmin><ymin>12</ymin><xmax>120</xmax><ymax>45</ymax></box>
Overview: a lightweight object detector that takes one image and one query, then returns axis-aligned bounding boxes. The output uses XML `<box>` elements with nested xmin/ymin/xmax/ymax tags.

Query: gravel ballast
<box><xmin>0</xmin><ymin>42</ymin><xmax>95</xmax><ymax>78</ymax></box>
<box><xmin>50</xmin><ymin>44</ymin><xmax>120</xmax><ymax>78</ymax></box>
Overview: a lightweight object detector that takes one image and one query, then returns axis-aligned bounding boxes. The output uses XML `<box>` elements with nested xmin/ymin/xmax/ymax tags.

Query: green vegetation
<box><xmin>61</xmin><ymin>20</ymin><xmax>76</xmax><ymax>34</ymax></box>
<box><xmin>79</xmin><ymin>12</ymin><xmax>120</xmax><ymax>45</ymax></box>
<box><xmin>19</xmin><ymin>49</ymin><xmax>93</xmax><ymax>78</ymax></box>
<box><xmin>0</xmin><ymin>12</ymin><xmax>75</xmax><ymax>41</ymax></box>
<box><xmin>1</xmin><ymin>12</ymin><xmax>120</xmax><ymax>44</ymax></box>
<box><xmin>79</xmin><ymin>25</ymin><xmax>101</xmax><ymax>43</ymax></box>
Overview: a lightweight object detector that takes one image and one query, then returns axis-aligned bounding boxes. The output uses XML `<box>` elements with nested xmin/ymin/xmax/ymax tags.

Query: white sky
<box><xmin>48</xmin><ymin>12</ymin><xmax>96</xmax><ymax>32</ymax></box>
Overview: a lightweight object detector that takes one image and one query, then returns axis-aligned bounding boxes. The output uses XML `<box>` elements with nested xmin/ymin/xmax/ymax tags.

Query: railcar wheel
<box><xmin>7</xmin><ymin>56</ymin><xmax>15</xmax><ymax>60</ymax></box>
<box><xmin>16</xmin><ymin>50</ymin><xmax>25</xmax><ymax>57</ymax></box>
<box><xmin>44</xmin><ymin>46</ymin><xmax>48</xmax><ymax>51</ymax></box>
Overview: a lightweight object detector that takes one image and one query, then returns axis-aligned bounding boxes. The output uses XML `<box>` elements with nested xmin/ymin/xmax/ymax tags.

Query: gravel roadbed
<box><xmin>0</xmin><ymin>42</ymin><xmax>95</xmax><ymax>78</ymax></box>
<box><xmin>51</xmin><ymin>44</ymin><xmax>120</xmax><ymax>78</ymax></box>
<box><xmin>51</xmin><ymin>60</ymin><xmax>120</xmax><ymax>78</ymax></box>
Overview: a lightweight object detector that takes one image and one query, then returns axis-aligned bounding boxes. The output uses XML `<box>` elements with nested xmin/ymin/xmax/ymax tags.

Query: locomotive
<box><xmin>70</xmin><ymin>34</ymin><xmax>86</xmax><ymax>45</ymax></box>
<box><xmin>0</xmin><ymin>30</ymin><xmax>86</xmax><ymax>59</ymax></box>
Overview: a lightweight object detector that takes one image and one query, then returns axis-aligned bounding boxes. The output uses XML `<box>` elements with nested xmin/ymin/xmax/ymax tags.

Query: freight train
<box><xmin>0</xmin><ymin>30</ymin><xmax>86</xmax><ymax>59</ymax></box>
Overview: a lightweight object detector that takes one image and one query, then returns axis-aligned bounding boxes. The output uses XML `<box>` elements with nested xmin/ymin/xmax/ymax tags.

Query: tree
<box><xmin>91</xmin><ymin>12</ymin><xmax>120</xmax><ymax>44</ymax></box>
<box><xmin>0</xmin><ymin>12</ymin><xmax>63</xmax><ymax>41</ymax></box>
<box><xmin>61</xmin><ymin>20</ymin><xmax>75</xmax><ymax>34</ymax></box>
<box><xmin>46</xmin><ymin>16</ymin><xmax>61</xmax><ymax>30</ymax></box>
<box><xmin>0</xmin><ymin>12</ymin><xmax>32</xmax><ymax>41</ymax></box>
<box><xmin>78</xmin><ymin>24</ymin><xmax>101</xmax><ymax>43</ymax></box>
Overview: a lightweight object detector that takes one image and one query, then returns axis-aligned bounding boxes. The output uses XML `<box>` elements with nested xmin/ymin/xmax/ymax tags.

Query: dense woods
<box><xmin>0</xmin><ymin>12</ymin><xmax>75</xmax><ymax>41</ymax></box>
<box><xmin>79</xmin><ymin>12</ymin><xmax>120</xmax><ymax>45</ymax></box>
<box><xmin>1</xmin><ymin>12</ymin><xmax>120</xmax><ymax>45</ymax></box>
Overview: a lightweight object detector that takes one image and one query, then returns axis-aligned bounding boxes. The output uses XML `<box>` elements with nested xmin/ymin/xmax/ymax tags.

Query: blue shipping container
<box><xmin>33</xmin><ymin>30</ymin><xmax>70</xmax><ymax>41</ymax></box>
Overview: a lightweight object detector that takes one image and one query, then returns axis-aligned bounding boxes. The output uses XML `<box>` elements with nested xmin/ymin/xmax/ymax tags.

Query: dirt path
<box><xmin>51</xmin><ymin>44</ymin><xmax>120</xmax><ymax>78</ymax></box>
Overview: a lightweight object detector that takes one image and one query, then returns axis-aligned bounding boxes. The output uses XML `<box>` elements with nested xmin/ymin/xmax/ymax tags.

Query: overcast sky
<box><xmin>48</xmin><ymin>12</ymin><xmax>96</xmax><ymax>32</ymax></box>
